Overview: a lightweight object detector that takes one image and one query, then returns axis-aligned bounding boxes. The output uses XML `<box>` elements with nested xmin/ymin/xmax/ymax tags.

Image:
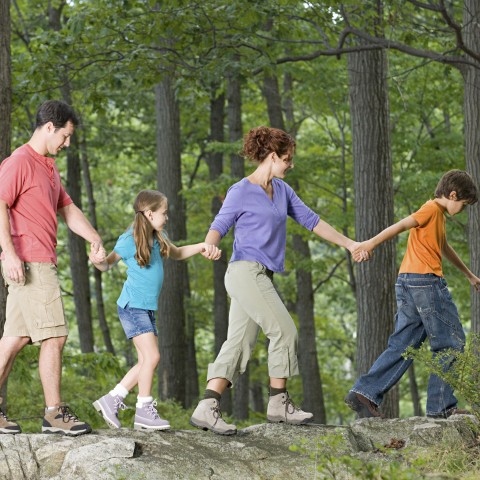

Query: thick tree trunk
<box><xmin>79</xmin><ymin>137</ymin><xmax>115</xmax><ymax>354</ymax></box>
<box><xmin>48</xmin><ymin>4</ymin><xmax>95</xmax><ymax>353</ymax></box>
<box><xmin>0</xmin><ymin>0</ymin><xmax>11</xmax><ymax>411</ymax></box>
<box><xmin>65</xmin><ymin>136</ymin><xmax>95</xmax><ymax>353</ymax></box>
<box><xmin>155</xmin><ymin>76</ymin><xmax>188</xmax><ymax>405</ymax></box>
<box><xmin>408</xmin><ymin>364</ymin><xmax>423</xmax><ymax>417</ymax></box>
<box><xmin>348</xmin><ymin>38</ymin><xmax>398</xmax><ymax>417</ymax></box>
<box><xmin>226</xmin><ymin>72</ymin><xmax>249</xmax><ymax>418</ymax></box>
<box><xmin>206</xmin><ymin>87</ymin><xmax>232</xmax><ymax>413</ymax></box>
<box><xmin>0</xmin><ymin>0</ymin><xmax>11</xmax><ymax>340</ymax></box>
<box><xmin>462</xmin><ymin>0</ymin><xmax>480</xmax><ymax>333</ymax></box>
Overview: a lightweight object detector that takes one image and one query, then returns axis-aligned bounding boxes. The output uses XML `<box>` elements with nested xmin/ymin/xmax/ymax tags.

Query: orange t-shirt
<box><xmin>399</xmin><ymin>200</ymin><xmax>446</xmax><ymax>276</ymax></box>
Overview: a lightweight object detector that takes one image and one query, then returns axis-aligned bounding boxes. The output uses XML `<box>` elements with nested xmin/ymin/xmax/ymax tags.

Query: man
<box><xmin>0</xmin><ymin>100</ymin><xmax>105</xmax><ymax>435</ymax></box>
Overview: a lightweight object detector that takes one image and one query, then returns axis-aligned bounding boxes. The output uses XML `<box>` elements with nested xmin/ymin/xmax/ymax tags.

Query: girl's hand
<box><xmin>89</xmin><ymin>242</ymin><xmax>107</xmax><ymax>264</ymax></box>
<box><xmin>201</xmin><ymin>243</ymin><xmax>222</xmax><ymax>260</ymax></box>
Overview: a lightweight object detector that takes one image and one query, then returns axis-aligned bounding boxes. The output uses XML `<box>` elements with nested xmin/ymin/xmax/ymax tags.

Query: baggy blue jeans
<box><xmin>352</xmin><ymin>273</ymin><xmax>466</xmax><ymax>416</ymax></box>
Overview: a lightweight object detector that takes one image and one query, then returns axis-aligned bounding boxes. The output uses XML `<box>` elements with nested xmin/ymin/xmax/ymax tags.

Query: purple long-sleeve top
<box><xmin>210</xmin><ymin>177</ymin><xmax>320</xmax><ymax>272</ymax></box>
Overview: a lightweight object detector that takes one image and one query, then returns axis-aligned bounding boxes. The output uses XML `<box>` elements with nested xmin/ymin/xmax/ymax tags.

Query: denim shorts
<box><xmin>117</xmin><ymin>304</ymin><xmax>158</xmax><ymax>339</ymax></box>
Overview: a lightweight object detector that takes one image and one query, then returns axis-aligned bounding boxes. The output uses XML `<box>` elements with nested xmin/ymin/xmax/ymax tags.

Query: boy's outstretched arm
<box><xmin>352</xmin><ymin>215</ymin><xmax>419</xmax><ymax>261</ymax></box>
<box><xmin>442</xmin><ymin>242</ymin><xmax>480</xmax><ymax>292</ymax></box>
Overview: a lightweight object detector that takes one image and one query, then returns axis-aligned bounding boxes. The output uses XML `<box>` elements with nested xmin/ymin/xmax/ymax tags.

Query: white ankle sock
<box><xmin>136</xmin><ymin>396</ymin><xmax>153</xmax><ymax>407</ymax></box>
<box><xmin>110</xmin><ymin>384</ymin><xmax>129</xmax><ymax>399</ymax></box>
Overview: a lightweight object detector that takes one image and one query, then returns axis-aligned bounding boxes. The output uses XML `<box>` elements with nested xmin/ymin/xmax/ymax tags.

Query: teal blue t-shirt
<box><xmin>114</xmin><ymin>228</ymin><xmax>164</xmax><ymax>311</ymax></box>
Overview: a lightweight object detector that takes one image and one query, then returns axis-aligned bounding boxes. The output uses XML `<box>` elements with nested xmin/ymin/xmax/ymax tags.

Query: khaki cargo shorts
<box><xmin>1</xmin><ymin>261</ymin><xmax>68</xmax><ymax>344</ymax></box>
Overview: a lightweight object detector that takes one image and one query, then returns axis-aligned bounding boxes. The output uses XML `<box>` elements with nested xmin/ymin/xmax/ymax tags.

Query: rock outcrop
<box><xmin>0</xmin><ymin>415</ymin><xmax>478</xmax><ymax>479</ymax></box>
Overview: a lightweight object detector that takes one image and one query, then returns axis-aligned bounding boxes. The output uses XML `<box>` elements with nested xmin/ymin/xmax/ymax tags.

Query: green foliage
<box><xmin>292</xmin><ymin>432</ymin><xmax>421</xmax><ymax>479</ymax></box>
<box><xmin>404</xmin><ymin>335</ymin><xmax>480</xmax><ymax>421</ymax></box>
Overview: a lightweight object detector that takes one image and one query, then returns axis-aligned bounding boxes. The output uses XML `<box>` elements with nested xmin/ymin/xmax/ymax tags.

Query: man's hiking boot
<box><xmin>93</xmin><ymin>393</ymin><xmax>127</xmax><ymax>429</ymax></box>
<box><xmin>427</xmin><ymin>407</ymin><xmax>472</xmax><ymax>419</ymax></box>
<box><xmin>190</xmin><ymin>398</ymin><xmax>237</xmax><ymax>435</ymax></box>
<box><xmin>0</xmin><ymin>404</ymin><xmax>21</xmax><ymax>434</ymax></box>
<box><xmin>134</xmin><ymin>400</ymin><xmax>170</xmax><ymax>431</ymax></box>
<box><xmin>345</xmin><ymin>391</ymin><xmax>384</xmax><ymax>418</ymax></box>
<box><xmin>267</xmin><ymin>392</ymin><xmax>313</xmax><ymax>425</ymax></box>
<box><xmin>42</xmin><ymin>403</ymin><xmax>92</xmax><ymax>436</ymax></box>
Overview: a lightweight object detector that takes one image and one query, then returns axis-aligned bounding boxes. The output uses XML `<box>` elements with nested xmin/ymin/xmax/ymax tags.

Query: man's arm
<box><xmin>0</xmin><ymin>200</ymin><xmax>24</xmax><ymax>283</ymax></box>
<box><xmin>58</xmin><ymin>203</ymin><xmax>105</xmax><ymax>261</ymax></box>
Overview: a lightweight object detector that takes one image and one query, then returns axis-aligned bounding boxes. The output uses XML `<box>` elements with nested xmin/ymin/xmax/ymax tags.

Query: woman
<box><xmin>190</xmin><ymin>126</ymin><xmax>362</xmax><ymax>435</ymax></box>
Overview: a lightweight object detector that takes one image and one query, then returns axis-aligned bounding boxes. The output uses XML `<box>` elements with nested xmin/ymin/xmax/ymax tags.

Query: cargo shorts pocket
<box><xmin>28</xmin><ymin>285</ymin><xmax>65</xmax><ymax>329</ymax></box>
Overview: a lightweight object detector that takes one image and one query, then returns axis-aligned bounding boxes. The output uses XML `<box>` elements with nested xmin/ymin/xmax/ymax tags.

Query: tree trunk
<box><xmin>462</xmin><ymin>0</ymin><xmax>480</xmax><ymax>333</ymax></box>
<box><xmin>286</xmin><ymin>71</ymin><xmax>327</xmax><ymax>423</ymax></box>
<box><xmin>227</xmin><ymin>69</ymin><xmax>244</xmax><ymax>178</ymax></box>
<box><xmin>155</xmin><ymin>76</ymin><xmax>188</xmax><ymax>405</ymax></box>
<box><xmin>0</xmin><ymin>0</ymin><xmax>11</xmax><ymax>340</ymax></box>
<box><xmin>0</xmin><ymin>0</ymin><xmax>11</xmax><ymax>411</ymax></box>
<box><xmin>48</xmin><ymin>4</ymin><xmax>95</xmax><ymax>353</ymax></box>
<box><xmin>79</xmin><ymin>136</ymin><xmax>115</xmax><ymax>354</ymax></box>
<box><xmin>408</xmin><ymin>364</ymin><xmax>423</xmax><ymax>417</ymax></box>
<box><xmin>226</xmin><ymin>71</ymin><xmax>249</xmax><ymax>418</ymax></box>
<box><xmin>348</xmin><ymin>20</ymin><xmax>398</xmax><ymax>417</ymax></box>
<box><xmin>206</xmin><ymin>86</ymin><xmax>232</xmax><ymax>413</ymax></box>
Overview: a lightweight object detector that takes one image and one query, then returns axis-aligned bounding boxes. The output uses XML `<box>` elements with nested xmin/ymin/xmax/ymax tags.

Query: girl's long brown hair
<box><xmin>132</xmin><ymin>190</ymin><xmax>171</xmax><ymax>267</ymax></box>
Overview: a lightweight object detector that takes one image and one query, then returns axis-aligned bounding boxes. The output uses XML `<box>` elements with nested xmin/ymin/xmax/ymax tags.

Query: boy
<box><xmin>346</xmin><ymin>170</ymin><xmax>480</xmax><ymax>419</ymax></box>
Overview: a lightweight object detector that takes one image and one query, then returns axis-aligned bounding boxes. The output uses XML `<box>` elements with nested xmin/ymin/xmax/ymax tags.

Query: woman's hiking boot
<box><xmin>189</xmin><ymin>398</ymin><xmax>237</xmax><ymax>435</ymax></box>
<box><xmin>267</xmin><ymin>392</ymin><xmax>313</xmax><ymax>425</ymax></box>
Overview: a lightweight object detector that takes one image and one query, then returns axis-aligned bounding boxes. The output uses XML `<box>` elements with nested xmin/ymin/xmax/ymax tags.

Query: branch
<box><xmin>313</xmin><ymin>257</ymin><xmax>346</xmax><ymax>293</ymax></box>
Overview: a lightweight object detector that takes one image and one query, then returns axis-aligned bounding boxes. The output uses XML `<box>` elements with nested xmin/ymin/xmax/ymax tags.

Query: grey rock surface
<box><xmin>0</xmin><ymin>415</ymin><xmax>477</xmax><ymax>479</ymax></box>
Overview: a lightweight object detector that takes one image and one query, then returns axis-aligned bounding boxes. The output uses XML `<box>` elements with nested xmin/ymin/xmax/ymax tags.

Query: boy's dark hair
<box><xmin>434</xmin><ymin>170</ymin><xmax>478</xmax><ymax>205</ymax></box>
<box><xmin>35</xmin><ymin>100</ymin><xmax>79</xmax><ymax>130</ymax></box>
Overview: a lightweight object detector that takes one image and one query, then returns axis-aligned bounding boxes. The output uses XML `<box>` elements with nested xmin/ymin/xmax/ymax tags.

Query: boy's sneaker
<box><xmin>267</xmin><ymin>392</ymin><xmax>313</xmax><ymax>425</ymax></box>
<box><xmin>189</xmin><ymin>398</ymin><xmax>237</xmax><ymax>435</ymax></box>
<box><xmin>427</xmin><ymin>407</ymin><xmax>472</xmax><ymax>419</ymax></box>
<box><xmin>93</xmin><ymin>393</ymin><xmax>126</xmax><ymax>429</ymax></box>
<box><xmin>345</xmin><ymin>391</ymin><xmax>384</xmax><ymax>418</ymax></box>
<box><xmin>0</xmin><ymin>406</ymin><xmax>21</xmax><ymax>434</ymax></box>
<box><xmin>134</xmin><ymin>400</ymin><xmax>170</xmax><ymax>431</ymax></box>
<box><xmin>42</xmin><ymin>403</ymin><xmax>92</xmax><ymax>436</ymax></box>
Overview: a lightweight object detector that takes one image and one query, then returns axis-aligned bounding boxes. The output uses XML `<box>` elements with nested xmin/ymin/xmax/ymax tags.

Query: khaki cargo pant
<box><xmin>207</xmin><ymin>261</ymin><xmax>299</xmax><ymax>385</ymax></box>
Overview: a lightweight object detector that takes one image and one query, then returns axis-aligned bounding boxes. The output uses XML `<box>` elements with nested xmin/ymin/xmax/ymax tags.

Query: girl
<box><xmin>190</xmin><ymin>126</ymin><xmax>364</xmax><ymax>435</ymax></box>
<box><xmin>91</xmin><ymin>190</ymin><xmax>220</xmax><ymax>430</ymax></box>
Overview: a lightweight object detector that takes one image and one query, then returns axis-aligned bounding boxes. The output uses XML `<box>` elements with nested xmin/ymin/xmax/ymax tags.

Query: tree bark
<box><xmin>155</xmin><ymin>76</ymin><xmax>188</xmax><ymax>405</ymax></box>
<box><xmin>0</xmin><ymin>0</ymin><xmax>11</xmax><ymax>340</ymax></box>
<box><xmin>206</xmin><ymin>86</ymin><xmax>232</xmax><ymax>413</ymax></box>
<box><xmin>79</xmin><ymin>136</ymin><xmax>115</xmax><ymax>354</ymax></box>
<box><xmin>408</xmin><ymin>364</ymin><xmax>423</xmax><ymax>417</ymax></box>
<box><xmin>226</xmin><ymin>71</ymin><xmax>249</xmax><ymax>418</ymax></box>
<box><xmin>227</xmin><ymin>69</ymin><xmax>244</xmax><ymax>178</ymax></box>
<box><xmin>462</xmin><ymin>0</ymin><xmax>480</xmax><ymax>333</ymax></box>
<box><xmin>0</xmin><ymin>0</ymin><xmax>11</xmax><ymax>411</ymax></box>
<box><xmin>348</xmin><ymin>13</ymin><xmax>398</xmax><ymax>417</ymax></box>
<box><xmin>48</xmin><ymin>3</ymin><xmax>95</xmax><ymax>353</ymax></box>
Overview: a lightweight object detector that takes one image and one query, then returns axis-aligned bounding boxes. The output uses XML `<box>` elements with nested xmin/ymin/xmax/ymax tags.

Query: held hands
<box><xmin>200</xmin><ymin>243</ymin><xmax>222</xmax><ymax>261</ymax></box>
<box><xmin>350</xmin><ymin>240</ymin><xmax>374</xmax><ymax>263</ymax></box>
<box><xmin>89</xmin><ymin>241</ymin><xmax>107</xmax><ymax>264</ymax></box>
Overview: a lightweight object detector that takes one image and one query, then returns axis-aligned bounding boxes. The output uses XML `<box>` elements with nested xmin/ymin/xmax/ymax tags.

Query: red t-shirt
<box><xmin>0</xmin><ymin>144</ymin><xmax>73</xmax><ymax>263</ymax></box>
